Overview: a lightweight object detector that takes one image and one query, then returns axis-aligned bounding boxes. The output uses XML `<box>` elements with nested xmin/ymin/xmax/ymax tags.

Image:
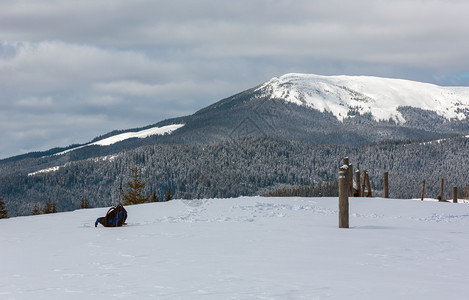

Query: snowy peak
<box><xmin>257</xmin><ymin>73</ymin><xmax>469</xmax><ymax>122</ymax></box>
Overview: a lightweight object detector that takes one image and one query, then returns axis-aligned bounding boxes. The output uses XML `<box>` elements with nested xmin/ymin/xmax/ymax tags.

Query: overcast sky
<box><xmin>1</xmin><ymin>0</ymin><xmax>469</xmax><ymax>159</ymax></box>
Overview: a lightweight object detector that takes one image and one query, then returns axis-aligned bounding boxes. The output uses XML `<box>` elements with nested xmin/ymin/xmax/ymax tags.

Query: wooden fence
<box><xmin>337</xmin><ymin>157</ymin><xmax>467</xmax><ymax>228</ymax></box>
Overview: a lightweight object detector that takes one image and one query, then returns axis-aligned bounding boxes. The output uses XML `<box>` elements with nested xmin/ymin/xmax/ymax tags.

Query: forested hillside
<box><xmin>1</xmin><ymin>135</ymin><xmax>468</xmax><ymax>217</ymax></box>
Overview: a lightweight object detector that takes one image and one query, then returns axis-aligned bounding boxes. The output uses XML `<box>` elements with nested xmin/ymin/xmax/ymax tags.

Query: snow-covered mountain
<box><xmin>2</xmin><ymin>73</ymin><xmax>469</xmax><ymax>217</ymax></box>
<box><xmin>2</xmin><ymin>196</ymin><xmax>469</xmax><ymax>299</ymax></box>
<box><xmin>5</xmin><ymin>73</ymin><xmax>469</xmax><ymax>163</ymax></box>
<box><xmin>258</xmin><ymin>73</ymin><xmax>469</xmax><ymax>122</ymax></box>
<box><xmin>162</xmin><ymin>73</ymin><xmax>469</xmax><ymax>148</ymax></box>
<box><xmin>3</xmin><ymin>73</ymin><xmax>469</xmax><ymax>178</ymax></box>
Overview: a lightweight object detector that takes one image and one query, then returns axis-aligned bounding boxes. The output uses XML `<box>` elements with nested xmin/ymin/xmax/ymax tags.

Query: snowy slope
<box><xmin>258</xmin><ymin>73</ymin><xmax>469</xmax><ymax>122</ymax></box>
<box><xmin>24</xmin><ymin>123</ymin><xmax>185</xmax><ymax>175</ymax></box>
<box><xmin>54</xmin><ymin>123</ymin><xmax>184</xmax><ymax>156</ymax></box>
<box><xmin>90</xmin><ymin>124</ymin><xmax>185</xmax><ymax>146</ymax></box>
<box><xmin>2</xmin><ymin>196</ymin><xmax>469</xmax><ymax>299</ymax></box>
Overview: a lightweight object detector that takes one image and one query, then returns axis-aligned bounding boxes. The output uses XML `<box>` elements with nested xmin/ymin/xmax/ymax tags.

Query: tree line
<box><xmin>1</xmin><ymin>135</ymin><xmax>469</xmax><ymax>217</ymax></box>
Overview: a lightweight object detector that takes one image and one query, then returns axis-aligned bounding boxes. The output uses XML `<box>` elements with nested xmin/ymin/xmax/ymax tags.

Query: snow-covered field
<box><xmin>1</xmin><ymin>196</ymin><xmax>469</xmax><ymax>299</ymax></box>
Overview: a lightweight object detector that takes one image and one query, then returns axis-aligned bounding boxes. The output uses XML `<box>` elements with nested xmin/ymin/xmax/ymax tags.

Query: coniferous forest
<box><xmin>1</xmin><ymin>135</ymin><xmax>469</xmax><ymax>217</ymax></box>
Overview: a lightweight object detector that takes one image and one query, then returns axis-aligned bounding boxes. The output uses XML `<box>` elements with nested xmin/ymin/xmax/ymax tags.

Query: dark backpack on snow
<box><xmin>95</xmin><ymin>205</ymin><xmax>127</xmax><ymax>227</ymax></box>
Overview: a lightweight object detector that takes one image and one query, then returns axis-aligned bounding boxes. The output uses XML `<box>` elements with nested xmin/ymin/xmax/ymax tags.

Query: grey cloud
<box><xmin>1</xmin><ymin>0</ymin><xmax>469</xmax><ymax>158</ymax></box>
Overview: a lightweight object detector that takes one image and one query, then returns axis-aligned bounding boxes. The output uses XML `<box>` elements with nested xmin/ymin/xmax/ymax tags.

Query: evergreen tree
<box><xmin>32</xmin><ymin>204</ymin><xmax>41</xmax><ymax>215</ymax></box>
<box><xmin>43</xmin><ymin>201</ymin><xmax>57</xmax><ymax>214</ymax></box>
<box><xmin>150</xmin><ymin>191</ymin><xmax>159</xmax><ymax>202</ymax></box>
<box><xmin>80</xmin><ymin>198</ymin><xmax>90</xmax><ymax>209</ymax></box>
<box><xmin>43</xmin><ymin>201</ymin><xmax>53</xmax><ymax>214</ymax></box>
<box><xmin>0</xmin><ymin>193</ymin><xmax>8</xmax><ymax>219</ymax></box>
<box><xmin>164</xmin><ymin>188</ymin><xmax>173</xmax><ymax>201</ymax></box>
<box><xmin>122</xmin><ymin>161</ymin><xmax>150</xmax><ymax>205</ymax></box>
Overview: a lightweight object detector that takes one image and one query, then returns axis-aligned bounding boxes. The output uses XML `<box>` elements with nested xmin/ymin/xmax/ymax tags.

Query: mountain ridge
<box><xmin>4</xmin><ymin>73</ymin><xmax>469</xmax><ymax>163</ymax></box>
<box><xmin>2</xmin><ymin>72</ymin><xmax>469</xmax><ymax>212</ymax></box>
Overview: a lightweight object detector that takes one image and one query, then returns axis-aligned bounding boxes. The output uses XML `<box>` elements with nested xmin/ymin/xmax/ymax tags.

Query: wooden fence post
<box><xmin>383</xmin><ymin>172</ymin><xmax>389</xmax><ymax>198</ymax></box>
<box><xmin>339</xmin><ymin>166</ymin><xmax>349</xmax><ymax>228</ymax></box>
<box><xmin>361</xmin><ymin>170</ymin><xmax>367</xmax><ymax>197</ymax></box>
<box><xmin>349</xmin><ymin>163</ymin><xmax>354</xmax><ymax>196</ymax></box>
<box><xmin>365</xmin><ymin>172</ymin><xmax>372</xmax><ymax>197</ymax></box>
<box><xmin>342</xmin><ymin>157</ymin><xmax>350</xmax><ymax>196</ymax></box>
<box><xmin>355</xmin><ymin>165</ymin><xmax>361</xmax><ymax>197</ymax></box>
<box><xmin>439</xmin><ymin>178</ymin><xmax>444</xmax><ymax>201</ymax></box>
<box><xmin>453</xmin><ymin>187</ymin><xmax>458</xmax><ymax>203</ymax></box>
<box><xmin>421</xmin><ymin>180</ymin><xmax>425</xmax><ymax>201</ymax></box>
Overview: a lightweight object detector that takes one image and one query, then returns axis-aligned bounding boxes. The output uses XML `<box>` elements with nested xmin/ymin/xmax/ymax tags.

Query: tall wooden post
<box><xmin>361</xmin><ymin>170</ymin><xmax>367</xmax><ymax>197</ymax></box>
<box><xmin>355</xmin><ymin>165</ymin><xmax>361</xmax><ymax>197</ymax></box>
<box><xmin>339</xmin><ymin>167</ymin><xmax>349</xmax><ymax>228</ymax></box>
<box><xmin>383</xmin><ymin>172</ymin><xmax>389</xmax><ymax>198</ymax></box>
<box><xmin>342</xmin><ymin>158</ymin><xmax>350</xmax><ymax>196</ymax></box>
<box><xmin>439</xmin><ymin>178</ymin><xmax>444</xmax><ymax>201</ymax></box>
<box><xmin>349</xmin><ymin>163</ymin><xmax>354</xmax><ymax>196</ymax></box>
<box><xmin>421</xmin><ymin>180</ymin><xmax>425</xmax><ymax>201</ymax></box>
<box><xmin>365</xmin><ymin>172</ymin><xmax>372</xmax><ymax>197</ymax></box>
<box><xmin>453</xmin><ymin>187</ymin><xmax>458</xmax><ymax>203</ymax></box>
